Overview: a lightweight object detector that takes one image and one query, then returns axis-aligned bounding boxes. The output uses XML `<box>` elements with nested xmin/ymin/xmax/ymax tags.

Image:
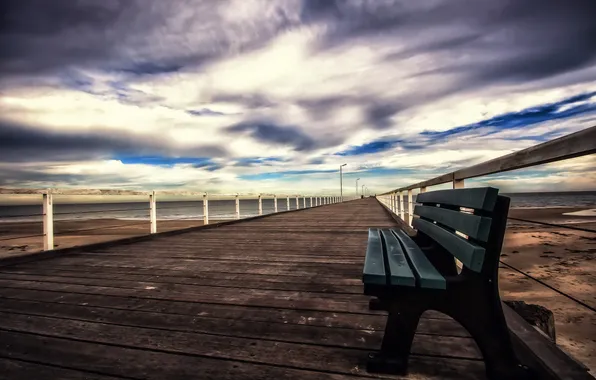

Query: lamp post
<box><xmin>339</xmin><ymin>164</ymin><xmax>347</xmax><ymax>202</ymax></box>
<box><xmin>356</xmin><ymin>178</ymin><xmax>360</xmax><ymax>198</ymax></box>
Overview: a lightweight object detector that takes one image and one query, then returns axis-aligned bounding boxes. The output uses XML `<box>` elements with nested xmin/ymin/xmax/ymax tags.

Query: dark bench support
<box><xmin>363</xmin><ymin>187</ymin><xmax>533</xmax><ymax>380</ymax></box>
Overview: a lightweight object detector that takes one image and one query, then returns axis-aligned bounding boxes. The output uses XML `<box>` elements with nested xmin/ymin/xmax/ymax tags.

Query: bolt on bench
<box><xmin>362</xmin><ymin>187</ymin><xmax>531</xmax><ymax>380</ymax></box>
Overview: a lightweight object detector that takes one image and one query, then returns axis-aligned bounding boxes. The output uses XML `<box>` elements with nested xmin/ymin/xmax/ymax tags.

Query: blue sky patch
<box><xmin>239</xmin><ymin>169</ymin><xmax>337</xmax><ymax>181</ymax></box>
<box><xmin>117</xmin><ymin>155</ymin><xmax>213</xmax><ymax>167</ymax></box>
<box><xmin>420</xmin><ymin>91</ymin><xmax>596</xmax><ymax>141</ymax></box>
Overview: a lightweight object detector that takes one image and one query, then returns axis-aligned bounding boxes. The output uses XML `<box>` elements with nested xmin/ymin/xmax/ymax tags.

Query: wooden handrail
<box><xmin>382</xmin><ymin>125</ymin><xmax>596</xmax><ymax>194</ymax></box>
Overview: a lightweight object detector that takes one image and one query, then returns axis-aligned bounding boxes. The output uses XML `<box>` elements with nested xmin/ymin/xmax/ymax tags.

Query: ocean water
<box><xmin>0</xmin><ymin>192</ymin><xmax>594</xmax><ymax>223</ymax></box>
<box><xmin>0</xmin><ymin>199</ymin><xmax>299</xmax><ymax>223</ymax></box>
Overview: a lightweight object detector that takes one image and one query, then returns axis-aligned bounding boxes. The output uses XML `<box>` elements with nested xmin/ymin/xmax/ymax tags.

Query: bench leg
<box><xmin>368</xmin><ymin>297</ymin><xmax>385</xmax><ymax>311</ymax></box>
<box><xmin>367</xmin><ymin>302</ymin><xmax>422</xmax><ymax>375</ymax></box>
<box><xmin>449</xmin><ymin>296</ymin><xmax>531</xmax><ymax>380</ymax></box>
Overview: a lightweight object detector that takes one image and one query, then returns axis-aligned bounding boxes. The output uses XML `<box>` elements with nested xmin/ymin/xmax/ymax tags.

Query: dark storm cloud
<box><xmin>0</xmin><ymin>0</ymin><xmax>294</xmax><ymax>79</ymax></box>
<box><xmin>0</xmin><ymin>119</ymin><xmax>227</xmax><ymax>162</ymax></box>
<box><xmin>301</xmin><ymin>0</ymin><xmax>596</xmax><ymax>86</ymax></box>
<box><xmin>365</xmin><ymin>103</ymin><xmax>401</xmax><ymax>130</ymax></box>
<box><xmin>226</xmin><ymin>121</ymin><xmax>318</xmax><ymax>152</ymax></box>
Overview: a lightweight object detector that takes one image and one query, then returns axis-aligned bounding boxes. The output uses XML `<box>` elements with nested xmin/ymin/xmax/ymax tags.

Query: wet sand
<box><xmin>1</xmin><ymin>207</ymin><xmax>595</xmax><ymax>372</ymax></box>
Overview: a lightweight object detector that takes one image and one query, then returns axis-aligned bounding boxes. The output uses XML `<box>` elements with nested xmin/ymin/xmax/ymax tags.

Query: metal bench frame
<box><xmin>363</xmin><ymin>188</ymin><xmax>532</xmax><ymax>379</ymax></box>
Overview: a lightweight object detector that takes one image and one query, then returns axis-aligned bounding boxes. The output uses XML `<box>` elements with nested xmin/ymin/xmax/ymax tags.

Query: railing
<box><xmin>0</xmin><ymin>188</ymin><xmax>355</xmax><ymax>252</ymax></box>
<box><xmin>377</xmin><ymin>125</ymin><xmax>596</xmax><ymax>226</ymax></box>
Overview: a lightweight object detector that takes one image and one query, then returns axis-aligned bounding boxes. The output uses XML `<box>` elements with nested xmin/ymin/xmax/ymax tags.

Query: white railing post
<box><xmin>149</xmin><ymin>190</ymin><xmax>157</xmax><ymax>234</ymax></box>
<box><xmin>286</xmin><ymin>196</ymin><xmax>290</xmax><ymax>210</ymax></box>
<box><xmin>408</xmin><ymin>189</ymin><xmax>413</xmax><ymax>226</ymax></box>
<box><xmin>274</xmin><ymin>195</ymin><xmax>278</xmax><ymax>213</ymax></box>
<box><xmin>453</xmin><ymin>179</ymin><xmax>464</xmax><ymax>189</ymax></box>
<box><xmin>42</xmin><ymin>190</ymin><xmax>54</xmax><ymax>251</ymax></box>
<box><xmin>399</xmin><ymin>191</ymin><xmax>405</xmax><ymax>221</ymax></box>
<box><xmin>310</xmin><ymin>197</ymin><xmax>313</xmax><ymax>207</ymax></box>
<box><xmin>303</xmin><ymin>197</ymin><xmax>306</xmax><ymax>208</ymax></box>
<box><xmin>258</xmin><ymin>194</ymin><xmax>263</xmax><ymax>215</ymax></box>
<box><xmin>296</xmin><ymin>196</ymin><xmax>299</xmax><ymax>209</ymax></box>
<box><xmin>235</xmin><ymin>194</ymin><xmax>240</xmax><ymax>219</ymax></box>
<box><xmin>203</xmin><ymin>193</ymin><xmax>209</xmax><ymax>225</ymax></box>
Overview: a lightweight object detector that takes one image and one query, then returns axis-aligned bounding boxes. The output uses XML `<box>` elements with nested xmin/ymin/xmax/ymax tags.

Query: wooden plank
<box><xmin>0</xmin><ymin>330</ymin><xmax>486</xmax><ymax>380</ymax></box>
<box><xmin>415</xmin><ymin>187</ymin><xmax>499</xmax><ymax>212</ymax></box>
<box><xmin>392</xmin><ymin>229</ymin><xmax>446</xmax><ymax>290</ymax></box>
<box><xmin>0</xmin><ymin>311</ymin><xmax>481</xmax><ymax>360</ymax></box>
<box><xmin>0</xmin><ymin>272</ymin><xmax>364</xmax><ymax>295</ymax></box>
<box><xmin>503</xmin><ymin>303</ymin><xmax>593</xmax><ymax>380</ymax></box>
<box><xmin>0</xmin><ymin>279</ymin><xmax>372</xmax><ymax>314</ymax></box>
<box><xmin>0</xmin><ymin>330</ymin><xmax>358</xmax><ymax>380</ymax></box>
<box><xmin>362</xmin><ymin>229</ymin><xmax>386</xmax><ymax>285</ymax></box>
<box><xmin>0</xmin><ymin>357</ymin><xmax>125</xmax><ymax>380</ymax></box>
<box><xmin>380</xmin><ymin>229</ymin><xmax>415</xmax><ymax>287</ymax></box>
<box><xmin>0</xmin><ymin>288</ymin><xmax>460</xmax><ymax>331</ymax></box>
<box><xmin>413</xmin><ymin>218</ymin><xmax>485</xmax><ymax>272</ymax></box>
<box><xmin>2</xmin><ymin>266</ymin><xmax>363</xmax><ymax>286</ymax></box>
<box><xmin>414</xmin><ymin>205</ymin><xmax>493</xmax><ymax>242</ymax></box>
<box><xmin>0</xmin><ymin>299</ymin><xmax>471</xmax><ymax>344</ymax></box>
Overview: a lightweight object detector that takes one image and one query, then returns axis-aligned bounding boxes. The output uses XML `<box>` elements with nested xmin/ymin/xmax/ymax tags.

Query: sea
<box><xmin>0</xmin><ymin>192</ymin><xmax>594</xmax><ymax>223</ymax></box>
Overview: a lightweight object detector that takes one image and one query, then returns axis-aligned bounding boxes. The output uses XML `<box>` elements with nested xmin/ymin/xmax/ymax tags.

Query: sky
<box><xmin>1</xmin><ymin>0</ymin><xmax>596</xmax><ymax>197</ymax></box>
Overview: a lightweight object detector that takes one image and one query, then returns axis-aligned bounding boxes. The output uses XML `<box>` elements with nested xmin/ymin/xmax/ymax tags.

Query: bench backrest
<box><xmin>413</xmin><ymin>187</ymin><xmax>510</xmax><ymax>276</ymax></box>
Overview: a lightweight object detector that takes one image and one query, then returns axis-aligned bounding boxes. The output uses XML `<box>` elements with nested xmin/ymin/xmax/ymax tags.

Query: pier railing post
<box><xmin>399</xmin><ymin>191</ymin><xmax>405</xmax><ymax>221</ymax></box>
<box><xmin>296</xmin><ymin>196</ymin><xmax>299</xmax><ymax>209</ymax></box>
<box><xmin>149</xmin><ymin>190</ymin><xmax>157</xmax><ymax>234</ymax></box>
<box><xmin>42</xmin><ymin>190</ymin><xmax>54</xmax><ymax>251</ymax></box>
<box><xmin>286</xmin><ymin>196</ymin><xmax>290</xmax><ymax>210</ymax></box>
<box><xmin>310</xmin><ymin>197</ymin><xmax>313</xmax><ymax>207</ymax></box>
<box><xmin>258</xmin><ymin>194</ymin><xmax>263</xmax><ymax>215</ymax></box>
<box><xmin>203</xmin><ymin>193</ymin><xmax>209</xmax><ymax>225</ymax></box>
<box><xmin>407</xmin><ymin>189</ymin><xmax>413</xmax><ymax>226</ymax></box>
<box><xmin>235</xmin><ymin>194</ymin><xmax>240</xmax><ymax>219</ymax></box>
<box><xmin>453</xmin><ymin>178</ymin><xmax>464</xmax><ymax>189</ymax></box>
<box><xmin>274</xmin><ymin>195</ymin><xmax>278</xmax><ymax>213</ymax></box>
<box><xmin>303</xmin><ymin>197</ymin><xmax>306</xmax><ymax>208</ymax></box>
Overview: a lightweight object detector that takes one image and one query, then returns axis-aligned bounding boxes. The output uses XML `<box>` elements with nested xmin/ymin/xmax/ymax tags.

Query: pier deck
<box><xmin>0</xmin><ymin>198</ymin><xmax>490</xmax><ymax>379</ymax></box>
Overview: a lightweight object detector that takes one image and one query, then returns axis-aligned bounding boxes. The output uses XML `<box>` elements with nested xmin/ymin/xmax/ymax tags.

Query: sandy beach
<box><xmin>501</xmin><ymin>208</ymin><xmax>596</xmax><ymax>373</ymax></box>
<box><xmin>0</xmin><ymin>219</ymin><xmax>208</xmax><ymax>258</ymax></box>
<box><xmin>1</xmin><ymin>207</ymin><xmax>595</xmax><ymax>372</ymax></box>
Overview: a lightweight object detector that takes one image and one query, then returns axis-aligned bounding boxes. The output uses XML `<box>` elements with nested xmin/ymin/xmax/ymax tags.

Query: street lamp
<box><xmin>340</xmin><ymin>164</ymin><xmax>347</xmax><ymax>202</ymax></box>
<box><xmin>356</xmin><ymin>178</ymin><xmax>360</xmax><ymax>198</ymax></box>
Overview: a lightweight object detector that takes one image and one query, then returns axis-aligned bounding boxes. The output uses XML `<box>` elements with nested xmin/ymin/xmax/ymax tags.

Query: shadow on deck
<box><xmin>0</xmin><ymin>198</ymin><xmax>490</xmax><ymax>379</ymax></box>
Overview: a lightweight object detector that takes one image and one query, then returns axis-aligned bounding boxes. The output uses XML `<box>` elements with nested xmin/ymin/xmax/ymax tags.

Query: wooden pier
<box><xmin>0</xmin><ymin>198</ymin><xmax>498</xmax><ymax>380</ymax></box>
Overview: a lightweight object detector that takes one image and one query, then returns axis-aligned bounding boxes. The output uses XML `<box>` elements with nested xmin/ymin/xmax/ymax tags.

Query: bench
<box><xmin>363</xmin><ymin>187</ymin><xmax>531</xmax><ymax>379</ymax></box>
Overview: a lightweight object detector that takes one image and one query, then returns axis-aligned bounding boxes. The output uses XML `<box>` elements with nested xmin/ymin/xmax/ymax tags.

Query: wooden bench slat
<box><xmin>414</xmin><ymin>205</ymin><xmax>493</xmax><ymax>242</ymax></box>
<box><xmin>391</xmin><ymin>229</ymin><xmax>446</xmax><ymax>289</ymax></box>
<box><xmin>416</xmin><ymin>187</ymin><xmax>499</xmax><ymax>211</ymax></box>
<box><xmin>362</xmin><ymin>229</ymin><xmax>386</xmax><ymax>285</ymax></box>
<box><xmin>380</xmin><ymin>230</ymin><xmax>416</xmax><ymax>287</ymax></box>
<box><xmin>412</xmin><ymin>219</ymin><xmax>486</xmax><ymax>272</ymax></box>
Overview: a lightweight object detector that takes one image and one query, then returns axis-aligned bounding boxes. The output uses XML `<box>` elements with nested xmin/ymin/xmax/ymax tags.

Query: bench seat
<box><xmin>363</xmin><ymin>228</ymin><xmax>446</xmax><ymax>289</ymax></box>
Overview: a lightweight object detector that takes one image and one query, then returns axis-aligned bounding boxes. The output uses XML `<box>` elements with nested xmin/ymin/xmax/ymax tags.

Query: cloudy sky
<box><xmin>1</xmin><ymin>0</ymin><xmax>595</xmax><ymax>196</ymax></box>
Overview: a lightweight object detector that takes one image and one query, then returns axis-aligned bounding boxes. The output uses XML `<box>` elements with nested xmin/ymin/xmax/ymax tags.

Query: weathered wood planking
<box><xmin>0</xmin><ymin>198</ymin><xmax>487</xmax><ymax>379</ymax></box>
